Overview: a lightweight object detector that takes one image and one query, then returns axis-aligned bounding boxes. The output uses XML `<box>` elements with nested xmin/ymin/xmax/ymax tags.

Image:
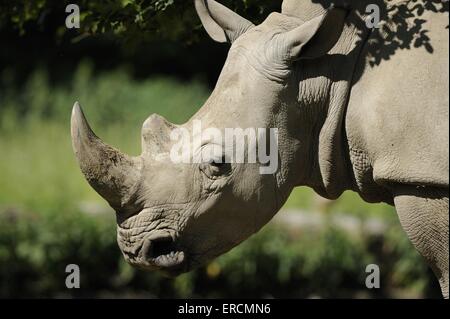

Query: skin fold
<box><xmin>71</xmin><ymin>0</ymin><xmax>449</xmax><ymax>298</ymax></box>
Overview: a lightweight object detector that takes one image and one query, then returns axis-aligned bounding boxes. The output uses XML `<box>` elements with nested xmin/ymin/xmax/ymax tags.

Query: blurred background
<box><xmin>0</xmin><ymin>0</ymin><xmax>442</xmax><ymax>298</ymax></box>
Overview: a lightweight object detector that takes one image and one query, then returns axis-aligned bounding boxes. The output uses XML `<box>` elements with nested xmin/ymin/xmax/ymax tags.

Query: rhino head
<box><xmin>71</xmin><ymin>0</ymin><xmax>347</xmax><ymax>275</ymax></box>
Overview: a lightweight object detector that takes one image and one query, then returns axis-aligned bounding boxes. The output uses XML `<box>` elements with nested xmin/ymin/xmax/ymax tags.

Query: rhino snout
<box><xmin>118</xmin><ymin>228</ymin><xmax>187</xmax><ymax>274</ymax></box>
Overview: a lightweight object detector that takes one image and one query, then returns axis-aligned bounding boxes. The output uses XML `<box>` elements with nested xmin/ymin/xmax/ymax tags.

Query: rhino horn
<box><xmin>71</xmin><ymin>102</ymin><xmax>142</xmax><ymax>209</ymax></box>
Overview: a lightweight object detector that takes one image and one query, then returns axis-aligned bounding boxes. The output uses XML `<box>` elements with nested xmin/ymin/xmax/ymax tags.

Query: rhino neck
<box><xmin>291</xmin><ymin>10</ymin><xmax>371</xmax><ymax>200</ymax></box>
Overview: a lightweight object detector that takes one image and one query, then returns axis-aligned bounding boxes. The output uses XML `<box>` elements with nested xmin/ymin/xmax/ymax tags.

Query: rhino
<box><xmin>70</xmin><ymin>0</ymin><xmax>449</xmax><ymax>297</ymax></box>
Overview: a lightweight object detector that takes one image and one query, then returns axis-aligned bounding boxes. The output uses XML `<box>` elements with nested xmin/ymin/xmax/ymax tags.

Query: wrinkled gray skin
<box><xmin>71</xmin><ymin>0</ymin><xmax>449</xmax><ymax>297</ymax></box>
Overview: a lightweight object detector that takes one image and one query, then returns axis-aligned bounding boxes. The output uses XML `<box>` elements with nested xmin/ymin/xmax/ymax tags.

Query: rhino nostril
<box><xmin>149</xmin><ymin>237</ymin><xmax>174</xmax><ymax>258</ymax></box>
<box><xmin>142</xmin><ymin>236</ymin><xmax>175</xmax><ymax>259</ymax></box>
<box><xmin>137</xmin><ymin>235</ymin><xmax>185</xmax><ymax>270</ymax></box>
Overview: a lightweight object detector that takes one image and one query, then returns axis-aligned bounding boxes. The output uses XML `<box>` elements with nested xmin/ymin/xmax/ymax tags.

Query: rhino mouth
<box><xmin>118</xmin><ymin>226</ymin><xmax>188</xmax><ymax>274</ymax></box>
<box><xmin>141</xmin><ymin>235</ymin><xmax>186</xmax><ymax>270</ymax></box>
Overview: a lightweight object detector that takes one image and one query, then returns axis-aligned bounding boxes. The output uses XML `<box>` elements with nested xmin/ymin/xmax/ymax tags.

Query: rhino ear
<box><xmin>194</xmin><ymin>0</ymin><xmax>254</xmax><ymax>43</ymax></box>
<box><xmin>282</xmin><ymin>6</ymin><xmax>347</xmax><ymax>60</ymax></box>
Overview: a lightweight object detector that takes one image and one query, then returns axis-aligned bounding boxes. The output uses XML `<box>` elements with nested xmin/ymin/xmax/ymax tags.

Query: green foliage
<box><xmin>1</xmin><ymin>0</ymin><xmax>281</xmax><ymax>43</ymax></box>
<box><xmin>1</xmin><ymin>60</ymin><xmax>208</xmax><ymax>127</ymax></box>
<box><xmin>0</xmin><ymin>209</ymin><xmax>439</xmax><ymax>298</ymax></box>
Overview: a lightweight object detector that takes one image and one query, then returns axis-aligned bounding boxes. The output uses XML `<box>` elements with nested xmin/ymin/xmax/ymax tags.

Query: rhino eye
<box><xmin>200</xmin><ymin>157</ymin><xmax>231</xmax><ymax>179</ymax></box>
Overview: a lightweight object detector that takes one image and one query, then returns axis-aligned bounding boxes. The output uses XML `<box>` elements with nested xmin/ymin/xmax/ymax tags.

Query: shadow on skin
<box><xmin>309</xmin><ymin>0</ymin><xmax>448</xmax><ymax>66</ymax></box>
